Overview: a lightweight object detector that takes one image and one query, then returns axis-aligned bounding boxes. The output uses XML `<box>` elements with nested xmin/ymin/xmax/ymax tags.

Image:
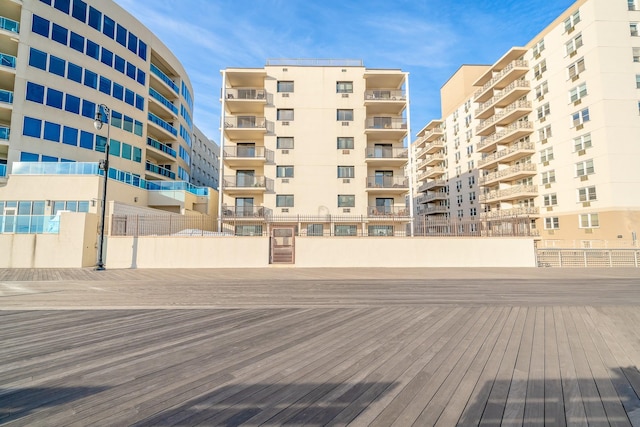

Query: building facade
<box><xmin>414</xmin><ymin>0</ymin><xmax>640</xmax><ymax>244</ymax></box>
<box><xmin>219</xmin><ymin>59</ymin><xmax>411</xmax><ymax>237</ymax></box>
<box><xmin>0</xmin><ymin>0</ymin><xmax>195</xmax><ymax>184</ymax></box>
<box><xmin>191</xmin><ymin>125</ymin><xmax>219</xmax><ymax>190</ymax></box>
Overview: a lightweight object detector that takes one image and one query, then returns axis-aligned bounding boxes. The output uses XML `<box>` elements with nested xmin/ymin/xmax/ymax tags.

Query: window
<box><xmin>32</xmin><ymin>15</ymin><xmax>50</xmax><ymax>37</ymax></box>
<box><xmin>124</xmin><ymin>89</ymin><xmax>134</xmax><ymax>106</ymax></box>
<box><xmin>338</xmin><ymin>195</ymin><xmax>355</xmax><ymax>207</ymax></box>
<box><xmin>569</xmin><ymin>83</ymin><xmax>588</xmax><ymax>102</ymax></box>
<box><xmin>114</xmin><ymin>55</ymin><xmax>125</xmax><ymax>73</ymax></box>
<box><xmin>23</xmin><ymin>117</ymin><xmax>42</xmax><ymax>138</ymax></box>
<box><xmin>138</xmin><ymin>40</ymin><xmax>147</xmax><ymax>61</ymax></box>
<box><xmin>469</xmin><ymin>191</ymin><xmax>476</xmax><ymax>202</ymax></box>
<box><xmin>83</xmin><ymin>69</ymin><xmax>97</xmax><ymax>89</ymax></box>
<box><xmin>103</xmin><ymin>15</ymin><xmax>115</xmax><ymax>38</ymax></box>
<box><xmin>112</xmin><ymin>83</ymin><xmax>123</xmax><ymax>100</ymax></box>
<box><xmin>537</xmin><ymin>103</ymin><xmax>550</xmax><ymax>120</ymax></box>
<box><xmin>534</xmin><ymin>60</ymin><xmax>547</xmax><ymax>79</ymax></box>
<box><xmin>634</xmin><ymin>48</ymin><xmax>640</xmax><ymax>62</ymax></box>
<box><xmin>470</xmin><ymin>207</ymin><xmax>477</xmax><ymax>217</ymax></box>
<box><xmin>46</xmin><ymin>88</ymin><xmax>63</xmax><ymax>109</ymax></box>
<box><xmin>337</xmin><ymin>137</ymin><xmax>354</xmax><ymax>149</ymax></box>
<box><xmin>20</xmin><ymin>151</ymin><xmax>39</xmax><ymax>162</ymax></box>
<box><xmin>47</xmin><ymin>55</ymin><xmax>66</xmax><ymax>77</ymax></box>
<box><xmin>276</xmin><ymin>195</ymin><xmax>294</xmax><ymax>207</ymax></box>
<box><xmin>579</xmin><ymin>213</ymin><xmax>599</xmax><ymax>228</ymax></box>
<box><xmin>277</xmin><ymin>137</ymin><xmax>294</xmax><ymax>149</ymax></box>
<box><xmin>86</xmin><ymin>39</ymin><xmax>99</xmax><ymax>59</ymax></box>
<box><xmin>468</xmin><ymin>176</ymin><xmax>475</xmax><ymax>186</ymax></box>
<box><xmin>576</xmin><ymin>159</ymin><xmax>595</xmax><ymax>177</ymax></box>
<box><xmin>276</xmin><ymin>165</ymin><xmax>294</xmax><ymax>178</ymax></box>
<box><xmin>277</xmin><ymin>81</ymin><xmax>293</xmax><ymax>92</ymax></box>
<box><xmin>51</xmin><ymin>23</ymin><xmax>68</xmax><ymax>45</ymax></box>
<box><xmin>67</xmin><ymin>62</ymin><xmax>82</xmax><ymax>83</ymax></box>
<box><xmin>541</xmin><ymin>170</ymin><xmax>556</xmax><ymax>185</ymax></box>
<box><xmin>134</xmin><ymin>120</ymin><xmax>143</xmax><ymax>136</ymax></box>
<box><xmin>631</xmin><ymin>0</ymin><xmax>639</xmax><ymax>10</ymax></box>
<box><xmin>307</xmin><ymin>224</ymin><xmax>323</xmax><ymax>237</ymax></box>
<box><xmin>95</xmin><ymin>135</ymin><xmax>106</xmax><ymax>152</ymax></box>
<box><xmin>337</xmin><ymin>166</ymin><xmax>354</xmax><ymax>178</ymax></box>
<box><xmin>29</xmin><ymin>48</ymin><xmax>47</xmax><ymax>70</ymax></box>
<box><xmin>632</xmin><ymin>23</ymin><xmax>639</xmax><ymax>37</ymax></box>
<box><xmin>565</xmin><ymin>33</ymin><xmax>583</xmax><ymax>56</ymax></box>
<box><xmin>54</xmin><ymin>0</ymin><xmax>70</xmax><ymax>13</ymax></box>
<box><xmin>127</xmin><ymin>32</ymin><xmax>138</xmax><ymax>54</ymax></box>
<box><xmin>535</xmin><ymin>81</ymin><xmax>549</xmax><ymax>99</ymax></box>
<box><xmin>543</xmin><ymin>193</ymin><xmax>558</xmax><ymax>206</ymax></box>
<box><xmin>539</xmin><ymin>125</ymin><xmax>552</xmax><ymax>141</ymax></box>
<box><xmin>101</xmin><ymin>47</ymin><xmax>113</xmax><ymax>67</ymax></box>
<box><xmin>121</xmin><ymin>143</ymin><xmax>132</xmax><ymax>160</ymax></box>
<box><xmin>26</xmin><ymin>82</ymin><xmax>45</xmax><ymax>103</ymax></box>
<box><xmin>540</xmin><ymin>147</ymin><xmax>554</xmax><ymax>163</ymax></box>
<box><xmin>337</xmin><ymin>109</ymin><xmax>353</xmax><ymax>121</ymax></box>
<box><xmin>369</xmin><ymin>225</ymin><xmax>394</xmax><ymax>237</ymax></box>
<box><xmin>123</xmin><ymin>115</ymin><xmax>133</xmax><ymax>132</ymax></box>
<box><xmin>572</xmin><ymin>108</ymin><xmax>590</xmax><ymax>127</ymax></box>
<box><xmin>574</xmin><ymin>133</ymin><xmax>592</xmax><ymax>151</ymax></box>
<box><xmin>116</xmin><ymin>24</ymin><xmax>127</xmax><ymax>47</ymax></box>
<box><xmin>564</xmin><ymin>10</ymin><xmax>580</xmax><ymax>32</ymax></box>
<box><xmin>99</xmin><ymin>76</ymin><xmax>111</xmax><ymax>95</ymax></box>
<box><xmin>79</xmin><ymin>130</ymin><xmax>93</xmax><ymax>149</ymax></box>
<box><xmin>568</xmin><ymin>58</ymin><xmax>585</xmax><ymax>79</ymax></box>
<box><xmin>136</xmin><ymin>69</ymin><xmax>145</xmax><ymax>85</ymax></box>
<box><xmin>133</xmin><ymin>147</ymin><xmax>142</xmax><ymax>163</ymax></box>
<box><xmin>577</xmin><ymin>186</ymin><xmax>597</xmax><ymax>202</ymax></box>
<box><xmin>544</xmin><ymin>217</ymin><xmax>559</xmax><ymax>229</ymax></box>
<box><xmin>71</xmin><ymin>0</ymin><xmax>87</xmax><ymax>22</ymax></box>
<box><xmin>43</xmin><ymin>121</ymin><xmax>61</xmax><ymax>142</ymax></box>
<box><xmin>337</xmin><ymin>81</ymin><xmax>353</xmax><ymax>93</ymax></box>
<box><xmin>335</xmin><ymin>225</ymin><xmax>357</xmax><ymax>236</ymax></box>
<box><xmin>62</xmin><ymin>126</ymin><xmax>78</xmax><ymax>146</ymax></box>
<box><xmin>532</xmin><ymin>39</ymin><xmax>545</xmax><ymax>57</ymax></box>
<box><xmin>126</xmin><ymin>62</ymin><xmax>136</xmax><ymax>79</ymax></box>
<box><xmin>69</xmin><ymin>31</ymin><xmax>84</xmax><ymax>52</ymax></box>
<box><xmin>81</xmin><ymin>99</ymin><xmax>95</xmax><ymax>119</ymax></box>
<box><xmin>277</xmin><ymin>109</ymin><xmax>294</xmax><ymax>121</ymax></box>
<box><xmin>110</xmin><ymin>139</ymin><xmax>120</xmax><ymax>157</ymax></box>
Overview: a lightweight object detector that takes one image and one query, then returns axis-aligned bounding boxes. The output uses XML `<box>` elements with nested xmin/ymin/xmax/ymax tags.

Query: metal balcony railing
<box><xmin>221</xmin><ymin>205</ymin><xmax>272</xmax><ymax>218</ymax></box>
<box><xmin>148</xmin><ymin>112</ymin><xmax>177</xmax><ymax>136</ymax></box>
<box><xmin>145</xmin><ymin>162</ymin><xmax>176</xmax><ymax>179</ymax></box>
<box><xmin>478</xmin><ymin>139</ymin><xmax>535</xmax><ymax>168</ymax></box>
<box><xmin>147</xmin><ymin>137</ymin><xmax>177</xmax><ymax>158</ymax></box>
<box><xmin>223</xmin><ymin>175</ymin><xmax>274</xmax><ymax>190</ymax></box>
<box><xmin>0</xmin><ymin>16</ymin><xmax>19</xmax><ymax>34</ymax></box>
<box><xmin>366</xmin><ymin>176</ymin><xmax>409</xmax><ymax>188</ymax></box>
<box><xmin>364</xmin><ymin>90</ymin><xmax>406</xmax><ymax>101</ymax></box>
<box><xmin>479</xmin><ymin>184</ymin><xmax>538</xmax><ymax>203</ymax></box>
<box><xmin>223</xmin><ymin>116</ymin><xmax>272</xmax><ymax>130</ymax></box>
<box><xmin>150</xmin><ymin>63</ymin><xmax>179</xmax><ymax>94</ymax></box>
<box><xmin>474</xmin><ymin>59</ymin><xmax>529</xmax><ymax>100</ymax></box>
<box><xmin>225</xmin><ymin>87</ymin><xmax>267</xmax><ymax>100</ymax></box>
<box><xmin>0</xmin><ymin>52</ymin><xmax>16</xmax><ymax>69</ymax></box>
<box><xmin>367</xmin><ymin>206</ymin><xmax>410</xmax><ymax>216</ymax></box>
<box><xmin>365</xmin><ymin>147</ymin><xmax>408</xmax><ymax>159</ymax></box>
<box><xmin>149</xmin><ymin>87</ymin><xmax>178</xmax><ymax>115</ymax></box>
<box><xmin>479</xmin><ymin>163</ymin><xmax>537</xmax><ymax>185</ymax></box>
<box><xmin>224</xmin><ymin>146</ymin><xmax>274</xmax><ymax>162</ymax></box>
<box><xmin>365</xmin><ymin>117</ymin><xmax>407</xmax><ymax>130</ymax></box>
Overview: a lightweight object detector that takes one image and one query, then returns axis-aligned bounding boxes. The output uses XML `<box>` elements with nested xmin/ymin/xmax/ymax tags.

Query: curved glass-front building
<box><xmin>0</xmin><ymin>0</ymin><xmax>195</xmax><ymax>183</ymax></box>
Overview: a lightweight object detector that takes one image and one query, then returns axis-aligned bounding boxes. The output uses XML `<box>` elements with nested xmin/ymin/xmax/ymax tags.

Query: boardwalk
<box><xmin>1</xmin><ymin>268</ymin><xmax>640</xmax><ymax>426</ymax></box>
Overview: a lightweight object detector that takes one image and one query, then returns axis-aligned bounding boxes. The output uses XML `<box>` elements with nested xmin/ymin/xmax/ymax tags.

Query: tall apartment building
<box><xmin>219</xmin><ymin>59</ymin><xmax>411</xmax><ymax>237</ymax></box>
<box><xmin>191</xmin><ymin>125</ymin><xmax>219</xmax><ymax>190</ymax></box>
<box><xmin>414</xmin><ymin>0</ymin><xmax>640</xmax><ymax>244</ymax></box>
<box><xmin>0</xmin><ymin>0</ymin><xmax>195</xmax><ymax>184</ymax></box>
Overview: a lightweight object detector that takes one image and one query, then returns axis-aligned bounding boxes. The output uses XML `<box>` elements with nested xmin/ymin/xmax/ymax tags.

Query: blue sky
<box><xmin>114</xmin><ymin>0</ymin><xmax>577</xmax><ymax>142</ymax></box>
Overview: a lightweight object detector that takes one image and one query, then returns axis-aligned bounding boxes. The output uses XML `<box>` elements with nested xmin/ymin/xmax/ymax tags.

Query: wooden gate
<box><xmin>270</xmin><ymin>227</ymin><xmax>295</xmax><ymax>264</ymax></box>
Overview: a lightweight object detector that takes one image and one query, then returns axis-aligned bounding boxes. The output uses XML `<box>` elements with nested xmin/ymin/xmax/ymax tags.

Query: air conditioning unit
<box><xmin>580</xmin><ymin>175</ymin><xmax>589</xmax><ymax>181</ymax></box>
<box><xmin>538</xmin><ymin>95</ymin><xmax>545</xmax><ymax>101</ymax></box>
<box><xmin>342</xmin><ymin>93</ymin><xmax>349</xmax><ymax>98</ymax></box>
<box><xmin>281</xmin><ymin>208</ymin><xmax>289</xmax><ymax>213</ymax></box>
<box><xmin>582</xmin><ymin>202</ymin><xmax>591</xmax><ymax>207</ymax></box>
<box><xmin>342</xmin><ymin>149</ymin><xmax>350</xmax><ymax>154</ymax></box>
<box><xmin>568</xmin><ymin>26</ymin><xmax>575</xmax><ymax>34</ymax></box>
<box><xmin>281</xmin><ymin>178</ymin><xmax>289</xmax><ymax>183</ymax></box>
<box><xmin>585</xmin><ymin>228</ymin><xmax>593</xmax><ymax>234</ymax></box>
<box><xmin>578</xmin><ymin>149</ymin><xmax>586</xmax><ymax>156</ymax></box>
<box><xmin>342</xmin><ymin>122</ymin><xmax>350</xmax><ymax>126</ymax></box>
<box><xmin>548</xmin><ymin>229</ymin><xmax>555</xmax><ymax>235</ymax></box>
<box><xmin>535</xmin><ymin>74</ymin><xmax>542</xmax><ymax>80</ymax></box>
<box><xmin>534</xmin><ymin>53</ymin><xmax>541</xmax><ymax>59</ymax></box>
<box><xmin>540</xmin><ymin>117</ymin><xmax>546</xmax><ymax>123</ymax></box>
<box><xmin>543</xmin><ymin>161</ymin><xmax>549</xmax><ymax>166</ymax></box>
<box><xmin>282</xmin><ymin>93</ymin><xmax>289</xmax><ymax>97</ymax></box>
<box><xmin>546</xmin><ymin>207</ymin><xmax>553</xmax><ymax>212</ymax></box>
<box><xmin>541</xmin><ymin>138</ymin><xmax>548</xmax><ymax>144</ymax></box>
<box><xmin>571</xmin><ymin>75</ymin><xmax>580</xmax><ymax>82</ymax></box>
<box><xmin>342</xmin><ymin>178</ymin><xmax>351</xmax><ymax>183</ymax></box>
<box><xmin>282</xmin><ymin>121</ymin><xmax>290</xmax><ymax>126</ymax></box>
<box><xmin>570</xmin><ymin>50</ymin><xmax>577</xmax><ymax>58</ymax></box>
<box><xmin>281</xmin><ymin>149</ymin><xmax>289</xmax><ymax>154</ymax></box>
<box><xmin>342</xmin><ymin>208</ymin><xmax>351</xmax><ymax>213</ymax></box>
<box><xmin>545</xmin><ymin>184</ymin><xmax>551</xmax><ymax>189</ymax></box>
<box><xmin>576</xmin><ymin>124</ymin><xmax>584</xmax><ymax>130</ymax></box>
<box><xmin>574</xmin><ymin>99</ymin><xmax>582</xmax><ymax>106</ymax></box>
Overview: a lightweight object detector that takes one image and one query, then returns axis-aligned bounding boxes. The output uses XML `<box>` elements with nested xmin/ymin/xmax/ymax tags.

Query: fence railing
<box><xmin>0</xmin><ymin>215</ymin><xmax>61</xmax><ymax>234</ymax></box>
<box><xmin>111</xmin><ymin>214</ymin><xmax>218</xmax><ymax>237</ymax></box>
<box><xmin>414</xmin><ymin>217</ymin><xmax>537</xmax><ymax>237</ymax></box>
<box><xmin>536</xmin><ymin>249</ymin><xmax>640</xmax><ymax>268</ymax></box>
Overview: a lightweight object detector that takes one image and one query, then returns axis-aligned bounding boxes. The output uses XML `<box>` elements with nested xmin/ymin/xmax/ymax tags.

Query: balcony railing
<box><xmin>222</xmin><ymin>205</ymin><xmax>272</xmax><ymax>218</ymax></box>
<box><xmin>479</xmin><ymin>184</ymin><xmax>538</xmax><ymax>203</ymax></box>
<box><xmin>148</xmin><ymin>112</ymin><xmax>178</xmax><ymax>136</ymax></box>
<box><xmin>224</xmin><ymin>146</ymin><xmax>274</xmax><ymax>162</ymax></box>
<box><xmin>364</xmin><ymin>90</ymin><xmax>406</xmax><ymax>101</ymax></box>
<box><xmin>476</xmin><ymin>100</ymin><xmax>532</xmax><ymax>134</ymax></box>
<box><xmin>145</xmin><ymin>162</ymin><xmax>176</xmax><ymax>179</ymax></box>
<box><xmin>150</xmin><ymin>63</ymin><xmax>179</xmax><ymax>94</ymax></box>
<box><xmin>474</xmin><ymin>59</ymin><xmax>529</xmax><ymax>100</ymax></box>
<box><xmin>479</xmin><ymin>163</ymin><xmax>537</xmax><ymax>185</ymax></box>
<box><xmin>418</xmin><ymin>179</ymin><xmax>446</xmax><ymax>193</ymax></box>
<box><xmin>477</xmin><ymin>121</ymin><xmax>533</xmax><ymax>153</ymax></box>
<box><xmin>147</xmin><ymin>137</ymin><xmax>177</xmax><ymax>158</ymax></box>
<box><xmin>0</xmin><ymin>52</ymin><xmax>16</xmax><ymax>69</ymax></box>
<box><xmin>478</xmin><ymin>139</ymin><xmax>535</xmax><ymax>168</ymax></box>
<box><xmin>0</xmin><ymin>16</ymin><xmax>19</xmax><ymax>34</ymax></box>
<box><xmin>480</xmin><ymin>206</ymin><xmax>539</xmax><ymax>219</ymax></box>
<box><xmin>0</xmin><ymin>89</ymin><xmax>13</xmax><ymax>104</ymax></box>
<box><xmin>367</xmin><ymin>206</ymin><xmax>410</xmax><ymax>216</ymax></box>
<box><xmin>423</xmin><ymin>127</ymin><xmax>444</xmax><ymax>141</ymax></box>
<box><xmin>223</xmin><ymin>175</ymin><xmax>274</xmax><ymax>190</ymax></box>
<box><xmin>225</xmin><ymin>87</ymin><xmax>267</xmax><ymax>100</ymax></box>
<box><xmin>0</xmin><ymin>125</ymin><xmax>9</xmax><ymax>141</ymax></box>
<box><xmin>366</xmin><ymin>176</ymin><xmax>409</xmax><ymax>189</ymax></box>
<box><xmin>224</xmin><ymin>116</ymin><xmax>272</xmax><ymax>130</ymax></box>
<box><xmin>0</xmin><ymin>164</ymin><xmax>5</xmax><ymax>177</ymax></box>
<box><xmin>475</xmin><ymin>79</ymin><xmax>530</xmax><ymax>117</ymax></box>
<box><xmin>365</xmin><ymin>147</ymin><xmax>408</xmax><ymax>159</ymax></box>
<box><xmin>365</xmin><ymin>117</ymin><xmax>407</xmax><ymax>130</ymax></box>
<box><xmin>149</xmin><ymin>87</ymin><xmax>178</xmax><ymax>115</ymax></box>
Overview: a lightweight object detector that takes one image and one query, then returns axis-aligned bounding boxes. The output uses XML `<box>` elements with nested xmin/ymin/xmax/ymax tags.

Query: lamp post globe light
<box><xmin>93</xmin><ymin>104</ymin><xmax>110</xmax><ymax>271</ymax></box>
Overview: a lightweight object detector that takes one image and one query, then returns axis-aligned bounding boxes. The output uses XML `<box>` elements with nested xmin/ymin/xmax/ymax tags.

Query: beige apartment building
<box><xmin>219</xmin><ymin>60</ymin><xmax>411</xmax><ymax>237</ymax></box>
<box><xmin>413</xmin><ymin>0</ymin><xmax>640</xmax><ymax>245</ymax></box>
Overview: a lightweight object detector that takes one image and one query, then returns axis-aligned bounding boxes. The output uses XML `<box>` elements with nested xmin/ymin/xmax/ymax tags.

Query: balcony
<box><xmin>365</xmin><ymin>117</ymin><xmax>407</xmax><ymax>140</ymax></box>
<box><xmin>479</xmin><ymin>184</ymin><xmax>538</xmax><ymax>203</ymax></box>
<box><xmin>475</xmin><ymin>80</ymin><xmax>530</xmax><ymax>119</ymax></box>
<box><xmin>221</xmin><ymin>205</ymin><xmax>272</xmax><ymax>219</ymax></box>
<box><xmin>0</xmin><ymin>16</ymin><xmax>19</xmax><ymax>34</ymax></box>
<box><xmin>480</xmin><ymin>206</ymin><xmax>539</xmax><ymax>219</ymax></box>
<box><xmin>367</xmin><ymin>205</ymin><xmax>410</xmax><ymax>217</ymax></box>
<box><xmin>145</xmin><ymin>162</ymin><xmax>176</xmax><ymax>180</ymax></box>
<box><xmin>418</xmin><ymin>166</ymin><xmax>445</xmax><ymax>181</ymax></box>
<box><xmin>148</xmin><ymin>112</ymin><xmax>177</xmax><ymax>138</ymax></box>
<box><xmin>422</xmin><ymin>153</ymin><xmax>445</xmax><ymax>168</ymax></box>
<box><xmin>149</xmin><ymin>87</ymin><xmax>178</xmax><ymax>116</ymax></box>
<box><xmin>0</xmin><ymin>124</ymin><xmax>9</xmax><ymax>142</ymax></box>
<box><xmin>423</xmin><ymin>126</ymin><xmax>444</xmax><ymax>142</ymax></box>
<box><xmin>423</xmin><ymin>192</ymin><xmax>448</xmax><ymax>203</ymax></box>
<box><xmin>365</xmin><ymin>147</ymin><xmax>408</xmax><ymax>166</ymax></box>
<box><xmin>223</xmin><ymin>146</ymin><xmax>274</xmax><ymax>167</ymax></box>
<box><xmin>479</xmin><ymin>163</ymin><xmax>537</xmax><ymax>186</ymax></box>
<box><xmin>365</xmin><ymin>176</ymin><xmax>409</xmax><ymax>193</ymax></box>
<box><xmin>224</xmin><ymin>87</ymin><xmax>268</xmax><ymax>114</ymax></box>
<box><xmin>364</xmin><ymin>90</ymin><xmax>406</xmax><ymax>114</ymax></box>
<box><xmin>150</xmin><ymin>63</ymin><xmax>179</xmax><ymax>95</ymax></box>
<box><xmin>0</xmin><ymin>52</ymin><xmax>16</xmax><ymax>70</ymax></box>
<box><xmin>478</xmin><ymin>140</ymin><xmax>535</xmax><ymax>169</ymax></box>
<box><xmin>223</xmin><ymin>175</ymin><xmax>273</xmax><ymax>194</ymax></box>
<box><xmin>474</xmin><ymin>60</ymin><xmax>529</xmax><ymax>103</ymax></box>
<box><xmin>422</xmin><ymin>139</ymin><xmax>445</xmax><ymax>155</ymax></box>
<box><xmin>476</xmin><ymin>100</ymin><xmax>532</xmax><ymax>137</ymax></box>
<box><xmin>224</xmin><ymin>116</ymin><xmax>273</xmax><ymax>139</ymax></box>
<box><xmin>423</xmin><ymin>205</ymin><xmax>449</xmax><ymax>215</ymax></box>
<box><xmin>146</xmin><ymin>137</ymin><xmax>177</xmax><ymax>162</ymax></box>
<box><xmin>477</xmin><ymin>121</ymin><xmax>533</xmax><ymax>154</ymax></box>
<box><xmin>418</xmin><ymin>179</ymin><xmax>446</xmax><ymax>193</ymax></box>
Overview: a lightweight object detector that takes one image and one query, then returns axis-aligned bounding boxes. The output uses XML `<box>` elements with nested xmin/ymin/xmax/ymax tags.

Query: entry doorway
<box><xmin>270</xmin><ymin>227</ymin><xmax>295</xmax><ymax>264</ymax></box>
